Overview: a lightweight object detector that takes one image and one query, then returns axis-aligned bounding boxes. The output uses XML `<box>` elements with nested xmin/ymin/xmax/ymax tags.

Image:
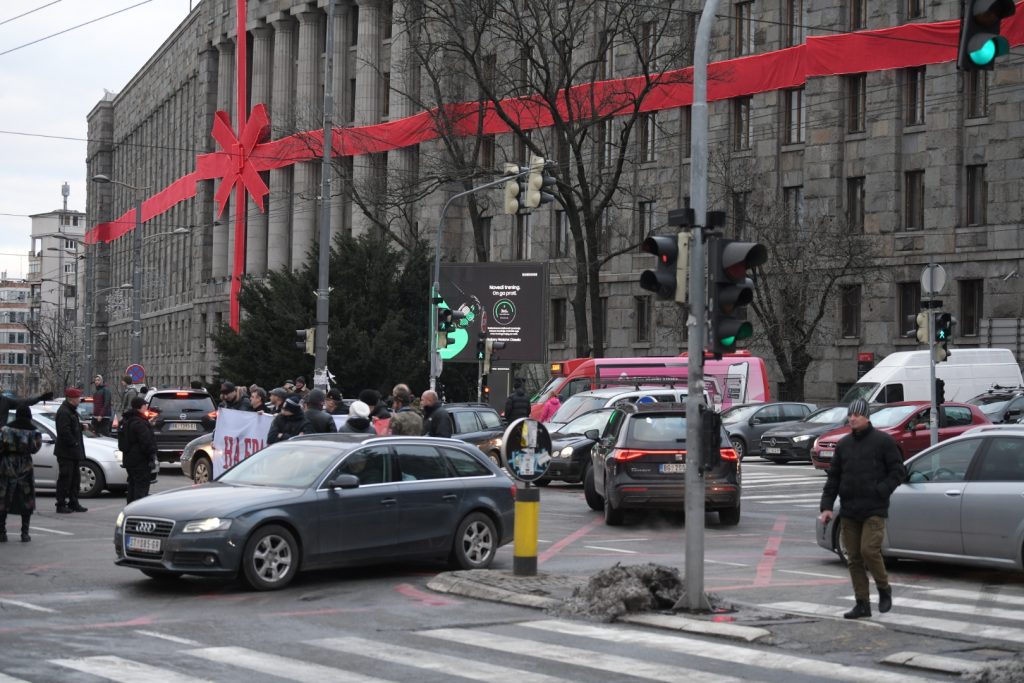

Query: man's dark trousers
<box><xmin>125</xmin><ymin>467</ymin><xmax>151</xmax><ymax>503</ymax></box>
<box><xmin>56</xmin><ymin>459</ymin><xmax>80</xmax><ymax>509</ymax></box>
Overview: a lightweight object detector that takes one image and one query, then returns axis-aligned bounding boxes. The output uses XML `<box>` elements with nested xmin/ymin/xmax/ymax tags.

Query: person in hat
<box><xmin>91</xmin><ymin>374</ymin><xmax>113</xmax><ymax>436</ymax></box>
<box><xmin>267</xmin><ymin>397</ymin><xmax>312</xmax><ymax>444</ymax></box>
<box><xmin>119</xmin><ymin>396</ymin><xmax>158</xmax><ymax>503</ymax></box>
<box><xmin>325</xmin><ymin>389</ymin><xmax>348</xmax><ymax>416</ymax></box>
<box><xmin>504</xmin><ymin>379</ymin><xmax>532</xmax><ymax>422</ymax></box>
<box><xmin>267</xmin><ymin>387</ymin><xmax>289</xmax><ymax>415</ymax></box>
<box><xmin>819</xmin><ymin>398</ymin><xmax>906</xmax><ymax>619</ymax></box>
<box><xmin>55</xmin><ymin>388</ymin><xmax>88</xmax><ymax>514</ymax></box>
<box><xmin>0</xmin><ymin>406</ymin><xmax>43</xmax><ymax>542</ymax></box>
<box><xmin>293</xmin><ymin>376</ymin><xmax>309</xmax><ymax>398</ymax></box>
<box><xmin>338</xmin><ymin>401</ymin><xmax>375</xmax><ymax>434</ymax></box>
<box><xmin>303</xmin><ymin>389</ymin><xmax>338</xmax><ymax>434</ymax></box>
<box><xmin>219</xmin><ymin>381</ymin><xmax>253</xmax><ymax>412</ymax></box>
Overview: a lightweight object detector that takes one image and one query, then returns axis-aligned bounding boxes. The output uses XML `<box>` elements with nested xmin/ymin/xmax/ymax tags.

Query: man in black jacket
<box><xmin>219</xmin><ymin>382</ymin><xmax>253</xmax><ymax>411</ymax></box>
<box><xmin>504</xmin><ymin>380</ymin><xmax>532</xmax><ymax>421</ymax></box>
<box><xmin>303</xmin><ymin>389</ymin><xmax>338</xmax><ymax>434</ymax></box>
<box><xmin>55</xmin><ymin>388</ymin><xmax>87</xmax><ymax>513</ymax></box>
<box><xmin>119</xmin><ymin>397</ymin><xmax>158</xmax><ymax>503</ymax></box>
<box><xmin>268</xmin><ymin>398</ymin><xmax>313</xmax><ymax>444</ymax></box>
<box><xmin>819</xmin><ymin>398</ymin><xmax>906</xmax><ymax>619</ymax></box>
<box><xmin>421</xmin><ymin>390</ymin><xmax>453</xmax><ymax>438</ymax></box>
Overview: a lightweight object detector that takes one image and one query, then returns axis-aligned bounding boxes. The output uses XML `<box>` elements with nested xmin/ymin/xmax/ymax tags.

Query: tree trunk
<box><xmin>587</xmin><ymin>253</ymin><xmax>604</xmax><ymax>358</ymax></box>
<box><xmin>572</xmin><ymin>236</ymin><xmax>591</xmax><ymax>357</ymax></box>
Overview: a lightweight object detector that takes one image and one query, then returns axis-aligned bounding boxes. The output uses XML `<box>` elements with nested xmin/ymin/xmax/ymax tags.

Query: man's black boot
<box><xmin>20</xmin><ymin>516</ymin><xmax>30</xmax><ymax>542</ymax></box>
<box><xmin>844</xmin><ymin>600</ymin><xmax>872</xmax><ymax>619</ymax></box>
<box><xmin>878</xmin><ymin>587</ymin><xmax>892</xmax><ymax>613</ymax></box>
<box><xmin>70</xmin><ymin>503</ymin><xmax>88</xmax><ymax>513</ymax></box>
<box><xmin>0</xmin><ymin>529</ymin><xmax>6</xmax><ymax>543</ymax></box>
<box><xmin>56</xmin><ymin>506</ymin><xmax>72</xmax><ymax>514</ymax></box>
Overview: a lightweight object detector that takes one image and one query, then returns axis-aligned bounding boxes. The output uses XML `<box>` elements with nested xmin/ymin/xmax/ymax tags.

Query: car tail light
<box><xmin>509</xmin><ymin>484</ymin><xmax>517</xmax><ymax>499</ymax></box>
<box><xmin>175</xmin><ymin>391</ymin><xmax>189</xmax><ymax>397</ymax></box>
<box><xmin>142</xmin><ymin>409</ymin><xmax>158</xmax><ymax>420</ymax></box>
<box><xmin>207</xmin><ymin>410</ymin><xmax>218</xmax><ymax>420</ymax></box>
<box><xmin>613</xmin><ymin>448</ymin><xmax>682</xmax><ymax>461</ymax></box>
<box><xmin>720</xmin><ymin>448</ymin><xmax>739</xmax><ymax>462</ymax></box>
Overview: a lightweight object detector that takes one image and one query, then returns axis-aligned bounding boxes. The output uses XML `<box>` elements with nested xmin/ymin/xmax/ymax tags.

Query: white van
<box><xmin>841</xmin><ymin>349</ymin><xmax>1023</xmax><ymax>405</ymax></box>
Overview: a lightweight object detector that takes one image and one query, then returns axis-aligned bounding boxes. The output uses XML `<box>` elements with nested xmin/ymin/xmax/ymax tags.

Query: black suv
<box><xmin>967</xmin><ymin>386</ymin><xmax>1024</xmax><ymax>424</ymax></box>
<box><xmin>144</xmin><ymin>389</ymin><xmax>217</xmax><ymax>462</ymax></box>
<box><xmin>447</xmin><ymin>403</ymin><xmax>506</xmax><ymax>466</ymax></box>
<box><xmin>586</xmin><ymin>402</ymin><xmax>741</xmax><ymax>526</ymax></box>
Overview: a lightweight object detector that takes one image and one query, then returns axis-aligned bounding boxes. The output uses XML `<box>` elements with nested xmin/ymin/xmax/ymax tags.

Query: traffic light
<box><xmin>935</xmin><ymin>378</ymin><xmax>946</xmax><ymax>405</ymax></box>
<box><xmin>640</xmin><ymin>233</ymin><xmax>690</xmax><ymax>303</ymax></box>
<box><xmin>915</xmin><ymin>311</ymin><xmax>929</xmax><ymax>344</ymax></box>
<box><xmin>502</xmin><ymin>163</ymin><xmax>528</xmax><ymax>214</ymax></box>
<box><xmin>700</xmin><ymin>406</ymin><xmax>723</xmax><ymax>471</ymax></box>
<box><xmin>708</xmin><ymin>238</ymin><xmax>767</xmax><ymax>355</ymax></box>
<box><xmin>525</xmin><ymin>156</ymin><xmax>557</xmax><ymax>209</ymax></box>
<box><xmin>483</xmin><ymin>338</ymin><xmax>507</xmax><ymax>374</ymax></box>
<box><xmin>957</xmin><ymin>0</ymin><xmax>1016</xmax><ymax>71</ymax></box>
<box><xmin>476</xmin><ymin>333</ymin><xmax>486</xmax><ymax>361</ymax></box>
<box><xmin>481</xmin><ymin>374</ymin><xmax>491</xmax><ymax>399</ymax></box>
<box><xmin>935</xmin><ymin>312</ymin><xmax>953</xmax><ymax>363</ymax></box>
<box><xmin>294</xmin><ymin>327</ymin><xmax>314</xmax><ymax>356</ymax></box>
<box><xmin>436</xmin><ymin>306</ymin><xmax>465</xmax><ymax>350</ymax></box>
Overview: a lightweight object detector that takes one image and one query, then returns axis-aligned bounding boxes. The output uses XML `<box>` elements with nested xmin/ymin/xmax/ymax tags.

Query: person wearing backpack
<box><xmin>119</xmin><ymin>397</ymin><xmax>158</xmax><ymax>503</ymax></box>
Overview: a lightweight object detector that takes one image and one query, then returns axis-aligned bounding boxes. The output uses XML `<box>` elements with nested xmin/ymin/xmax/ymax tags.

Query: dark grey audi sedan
<box><xmin>114</xmin><ymin>434</ymin><xmax>516</xmax><ymax>590</ymax></box>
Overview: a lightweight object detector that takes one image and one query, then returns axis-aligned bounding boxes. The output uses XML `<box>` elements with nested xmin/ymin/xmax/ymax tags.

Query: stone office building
<box><xmin>85</xmin><ymin>0</ymin><xmax>1024</xmax><ymax>400</ymax></box>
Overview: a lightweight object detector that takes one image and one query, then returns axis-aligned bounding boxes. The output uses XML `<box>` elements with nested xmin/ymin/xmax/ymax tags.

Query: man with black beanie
<box><xmin>504</xmin><ymin>379</ymin><xmax>532</xmax><ymax>421</ymax></box>
<box><xmin>119</xmin><ymin>396</ymin><xmax>158</xmax><ymax>503</ymax></box>
<box><xmin>819</xmin><ymin>398</ymin><xmax>905</xmax><ymax>620</ymax></box>
<box><xmin>304</xmin><ymin>389</ymin><xmax>338</xmax><ymax>433</ymax></box>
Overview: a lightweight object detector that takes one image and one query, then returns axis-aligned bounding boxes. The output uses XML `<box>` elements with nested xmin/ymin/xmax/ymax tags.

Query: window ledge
<box><xmin>632</xmin><ymin>342</ymin><xmax>652</xmax><ymax>350</ymax></box>
<box><xmin>835</xmin><ymin>337</ymin><xmax>861</xmax><ymax>346</ymax></box>
<box><xmin>781</xmin><ymin>141</ymin><xmax>805</xmax><ymax>151</ymax></box>
<box><xmin>845</xmin><ymin>131</ymin><xmax>867</xmax><ymax>140</ymax></box>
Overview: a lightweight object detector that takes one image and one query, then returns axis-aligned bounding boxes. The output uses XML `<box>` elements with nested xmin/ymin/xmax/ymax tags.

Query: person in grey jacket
<box><xmin>338</xmin><ymin>401</ymin><xmax>375</xmax><ymax>434</ymax></box>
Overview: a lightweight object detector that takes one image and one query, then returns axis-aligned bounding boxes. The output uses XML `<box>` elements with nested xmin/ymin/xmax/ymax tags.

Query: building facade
<box><xmin>0</xmin><ymin>280</ymin><xmax>34</xmax><ymax>394</ymax></box>
<box><xmin>85</xmin><ymin>0</ymin><xmax>1024</xmax><ymax>401</ymax></box>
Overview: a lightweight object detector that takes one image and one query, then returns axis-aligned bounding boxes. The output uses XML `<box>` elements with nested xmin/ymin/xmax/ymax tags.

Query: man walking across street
<box><xmin>55</xmin><ymin>388</ymin><xmax>88</xmax><ymax>514</ymax></box>
<box><xmin>119</xmin><ymin>397</ymin><xmax>158</xmax><ymax>503</ymax></box>
<box><xmin>421</xmin><ymin>390</ymin><xmax>452</xmax><ymax>438</ymax></box>
<box><xmin>91</xmin><ymin>375</ymin><xmax>113</xmax><ymax>436</ymax></box>
<box><xmin>819</xmin><ymin>398</ymin><xmax>905</xmax><ymax>619</ymax></box>
<box><xmin>504</xmin><ymin>379</ymin><xmax>532</xmax><ymax>422</ymax></box>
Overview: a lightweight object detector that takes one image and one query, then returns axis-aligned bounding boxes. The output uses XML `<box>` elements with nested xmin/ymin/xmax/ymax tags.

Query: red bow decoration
<box><xmin>197</xmin><ymin>103</ymin><xmax>271</xmax><ymax>217</ymax></box>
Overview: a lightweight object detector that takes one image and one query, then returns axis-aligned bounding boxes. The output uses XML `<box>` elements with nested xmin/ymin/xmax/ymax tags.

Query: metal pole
<box><xmin>83</xmin><ymin>244</ymin><xmax>93</xmax><ymax>389</ymax></box>
<box><xmin>678</xmin><ymin>0</ymin><xmax>720</xmax><ymax>613</ymax></box>
<box><xmin>131</xmin><ymin>195</ymin><xmax>143</xmax><ymax>367</ymax></box>
<box><xmin>927</xmin><ymin>261</ymin><xmax>939</xmax><ymax>445</ymax></box>
<box><xmin>313</xmin><ymin>0</ymin><xmax>337</xmax><ymax>392</ymax></box>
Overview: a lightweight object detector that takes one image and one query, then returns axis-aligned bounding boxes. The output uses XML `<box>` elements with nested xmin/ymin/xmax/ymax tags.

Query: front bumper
<box><xmin>543</xmin><ymin>458</ymin><xmax>585</xmax><ymax>482</ymax></box>
<box><xmin>114</xmin><ymin>524</ymin><xmax>241</xmax><ymax>577</ymax></box>
<box><xmin>761</xmin><ymin>442</ymin><xmax>813</xmax><ymax>462</ymax></box>
<box><xmin>810</xmin><ymin>450</ymin><xmax>833</xmax><ymax>470</ymax></box>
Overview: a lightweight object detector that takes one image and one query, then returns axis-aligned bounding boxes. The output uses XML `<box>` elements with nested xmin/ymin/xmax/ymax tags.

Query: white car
<box><xmin>29</xmin><ymin>403</ymin><xmax>127</xmax><ymax>498</ymax></box>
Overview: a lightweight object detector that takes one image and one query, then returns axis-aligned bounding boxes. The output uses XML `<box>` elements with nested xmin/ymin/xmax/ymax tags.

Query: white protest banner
<box><xmin>212</xmin><ymin>409</ymin><xmax>276</xmax><ymax>478</ymax></box>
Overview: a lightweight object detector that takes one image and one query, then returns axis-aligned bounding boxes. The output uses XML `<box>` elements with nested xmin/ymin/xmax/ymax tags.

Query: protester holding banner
<box><xmin>267</xmin><ymin>397</ymin><xmax>312</xmax><ymax>444</ymax></box>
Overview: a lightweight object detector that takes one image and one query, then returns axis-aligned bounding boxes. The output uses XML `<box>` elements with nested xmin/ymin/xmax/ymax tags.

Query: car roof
<box><xmin>445</xmin><ymin>403</ymin><xmax>498</xmax><ymax>411</ymax></box>
<box><xmin>962</xmin><ymin>423</ymin><xmax>1024</xmax><ymax>437</ymax></box>
<box><xmin>571</xmin><ymin>386</ymin><xmax>688</xmax><ymax>398</ymax></box>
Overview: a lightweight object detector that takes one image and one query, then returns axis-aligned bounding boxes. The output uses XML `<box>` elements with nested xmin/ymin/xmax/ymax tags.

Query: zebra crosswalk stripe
<box><xmin>922</xmin><ymin>588</ymin><xmax>1024</xmax><ymax>607</ymax></box>
<box><xmin>187</xmin><ymin>646</ymin><xmax>391</xmax><ymax>683</ymax></box>
<box><xmin>844</xmin><ymin>595</ymin><xmax>1024</xmax><ymax>622</ymax></box>
<box><xmin>518</xmin><ymin>619</ymin><xmax>932</xmax><ymax>683</ymax></box>
<box><xmin>52</xmin><ymin>655</ymin><xmax>213</xmax><ymax>683</ymax></box>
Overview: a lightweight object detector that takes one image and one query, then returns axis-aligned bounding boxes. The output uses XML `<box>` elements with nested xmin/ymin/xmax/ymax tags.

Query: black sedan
<box><xmin>758</xmin><ymin>405</ymin><xmax>849</xmax><ymax>463</ymax></box>
<box><xmin>114</xmin><ymin>434</ymin><xmax>516</xmax><ymax>590</ymax></box>
<box><xmin>538</xmin><ymin>408</ymin><xmax>615</xmax><ymax>485</ymax></box>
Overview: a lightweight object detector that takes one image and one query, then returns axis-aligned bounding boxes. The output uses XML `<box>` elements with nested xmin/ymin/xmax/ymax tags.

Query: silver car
<box><xmin>29</xmin><ymin>404</ymin><xmax>127</xmax><ymax>498</ymax></box>
<box><xmin>816</xmin><ymin>429</ymin><xmax>1024</xmax><ymax>571</ymax></box>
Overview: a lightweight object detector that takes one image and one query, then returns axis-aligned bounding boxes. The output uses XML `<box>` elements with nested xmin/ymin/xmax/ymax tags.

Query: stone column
<box><xmin>213</xmin><ymin>38</ymin><xmax>235</xmax><ymax>280</ymax></box>
<box><xmin>290</xmin><ymin>6</ymin><xmax>322</xmax><ymax>270</ymax></box>
<box><xmin>352</xmin><ymin>0</ymin><xmax>383</xmax><ymax>236</ymax></box>
<box><xmin>330</xmin><ymin>1</ymin><xmax>354</xmax><ymax>242</ymax></box>
<box><xmin>247</xmin><ymin>24</ymin><xmax>274</xmax><ymax>277</ymax></box>
<box><xmin>388</xmin><ymin>0</ymin><xmax>416</xmax><ymax>242</ymax></box>
<box><xmin>268</xmin><ymin>15</ymin><xmax>296</xmax><ymax>272</ymax></box>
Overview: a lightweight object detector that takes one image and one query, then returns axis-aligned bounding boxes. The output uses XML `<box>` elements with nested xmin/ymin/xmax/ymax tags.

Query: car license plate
<box><xmin>818</xmin><ymin>449</ymin><xmax>833</xmax><ymax>460</ymax></box>
<box><xmin>660</xmin><ymin>463</ymin><xmax>685</xmax><ymax>473</ymax></box>
<box><xmin>126</xmin><ymin>535</ymin><xmax>162</xmax><ymax>553</ymax></box>
<box><xmin>169</xmin><ymin>423</ymin><xmax>198</xmax><ymax>431</ymax></box>
<box><xmin>765</xmin><ymin>447</ymin><xmax>781</xmax><ymax>454</ymax></box>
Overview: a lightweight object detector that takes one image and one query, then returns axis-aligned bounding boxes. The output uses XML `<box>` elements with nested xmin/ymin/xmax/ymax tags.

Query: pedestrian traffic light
<box><xmin>525</xmin><ymin>156</ymin><xmax>557</xmax><ymax>209</ymax></box>
<box><xmin>957</xmin><ymin>0</ymin><xmax>1016</xmax><ymax>71</ymax></box>
<box><xmin>708</xmin><ymin>238</ymin><xmax>767</xmax><ymax>356</ymax></box>
<box><xmin>640</xmin><ymin>233</ymin><xmax>689</xmax><ymax>303</ymax></box>
<box><xmin>915</xmin><ymin>311</ymin><xmax>929</xmax><ymax>344</ymax></box>
<box><xmin>935</xmin><ymin>378</ymin><xmax>946</xmax><ymax>405</ymax></box>
<box><xmin>935</xmin><ymin>312</ymin><xmax>953</xmax><ymax>363</ymax></box>
<box><xmin>294</xmin><ymin>328</ymin><xmax>314</xmax><ymax>356</ymax></box>
<box><xmin>476</xmin><ymin>333</ymin><xmax>486</xmax><ymax>361</ymax></box>
<box><xmin>436</xmin><ymin>306</ymin><xmax>465</xmax><ymax>350</ymax></box>
<box><xmin>483</xmin><ymin>338</ymin><xmax>507</xmax><ymax>374</ymax></box>
<box><xmin>503</xmin><ymin>163</ymin><xmax>528</xmax><ymax>215</ymax></box>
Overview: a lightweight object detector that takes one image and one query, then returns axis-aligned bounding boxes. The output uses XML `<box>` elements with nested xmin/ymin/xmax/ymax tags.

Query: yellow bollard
<box><xmin>513</xmin><ymin>484</ymin><xmax>540</xmax><ymax>576</ymax></box>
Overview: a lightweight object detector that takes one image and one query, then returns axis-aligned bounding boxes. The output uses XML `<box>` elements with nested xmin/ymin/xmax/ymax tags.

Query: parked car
<box><xmin>721</xmin><ymin>402</ymin><xmax>816</xmax><ymax>460</ymax></box>
<box><xmin>143</xmin><ymin>389</ymin><xmax>218</xmax><ymax>463</ymax></box>
<box><xmin>539</xmin><ymin>407</ymin><xmax>615</xmax><ymax>485</ymax></box>
<box><xmin>966</xmin><ymin>385</ymin><xmax>1024</xmax><ymax>424</ymax></box>
<box><xmin>759</xmin><ymin>405</ymin><xmax>849</xmax><ymax>463</ymax></box>
<box><xmin>810</xmin><ymin>401</ymin><xmax>990</xmax><ymax>470</ymax></box>
<box><xmin>586</xmin><ymin>402</ymin><xmax>741</xmax><ymax>526</ymax></box>
<box><xmin>114</xmin><ymin>434</ymin><xmax>516</xmax><ymax>590</ymax></box>
<box><xmin>447</xmin><ymin>403</ymin><xmax>505</xmax><ymax>466</ymax></box>
<box><xmin>816</xmin><ymin>429</ymin><xmax>1024</xmax><ymax>572</ymax></box>
<box><xmin>545</xmin><ymin>386</ymin><xmax>696</xmax><ymax>432</ymax></box>
<box><xmin>181</xmin><ymin>432</ymin><xmax>217</xmax><ymax>483</ymax></box>
<box><xmin>29</xmin><ymin>405</ymin><xmax>127</xmax><ymax>498</ymax></box>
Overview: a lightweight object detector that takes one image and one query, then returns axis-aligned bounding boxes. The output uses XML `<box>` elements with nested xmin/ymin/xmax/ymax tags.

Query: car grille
<box><xmin>124</xmin><ymin>517</ymin><xmax>174</xmax><ymax>538</ymax></box>
<box><xmin>817</xmin><ymin>440</ymin><xmax>838</xmax><ymax>450</ymax></box>
<box><xmin>761</xmin><ymin>436</ymin><xmax>792</xmax><ymax>448</ymax></box>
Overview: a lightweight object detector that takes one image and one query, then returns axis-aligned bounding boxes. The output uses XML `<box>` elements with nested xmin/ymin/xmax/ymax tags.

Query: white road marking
<box><xmin>187</xmin><ymin>646</ymin><xmax>390</xmax><ymax>683</ymax></box>
<box><xmin>779</xmin><ymin>569</ymin><xmax>846</xmax><ymax>579</ymax></box>
<box><xmin>742</xmin><ymin>493</ymin><xmax>819</xmax><ymax>500</ymax></box>
<box><xmin>518</xmin><ymin>620</ymin><xmax>930</xmax><ymax>683</ymax></box>
<box><xmin>742</xmin><ymin>481</ymin><xmax>824</xmax><ymax>489</ymax></box>
<box><xmin>0</xmin><ymin>673</ymin><xmax>31</xmax><ymax>682</ymax></box>
<box><xmin>52</xmin><ymin>656</ymin><xmax>212</xmax><ymax>683</ymax></box>
<box><xmin>706</xmin><ymin>559</ymin><xmax>751</xmax><ymax>567</ymax></box>
<box><xmin>923</xmin><ymin>588</ymin><xmax>1024</xmax><ymax>606</ymax></box>
<box><xmin>841</xmin><ymin>595</ymin><xmax>1024</xmax><ymax>622</ymax></box>
<box><xmin>134</xmin><ymin>630</ymin><xmax>202</xmax><ymax>646</ymax></box>
<box><xmin>0</xmin><ymin>599</ymin><xmax>56</xmax><ymax>613</ymax></box>
<box><xmin>27</xmin><ymin>526</ymin><xmax>73</xmax><ymax>536</ymax></box>
<box><xmin>582</xmin><ymin>545</ymin><xmax>638</xmax><ymax>554</ymax></box>
<box><xmin>314</xmin><ymin>636</ymin><xmax>576</xmax><ymax>683</ymax></box>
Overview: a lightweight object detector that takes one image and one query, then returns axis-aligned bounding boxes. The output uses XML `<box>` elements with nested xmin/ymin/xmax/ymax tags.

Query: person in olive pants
<box><xmin>819</xmin><ymin>398</ymin><xmax>905</xmax><ymax>619</ymax></box>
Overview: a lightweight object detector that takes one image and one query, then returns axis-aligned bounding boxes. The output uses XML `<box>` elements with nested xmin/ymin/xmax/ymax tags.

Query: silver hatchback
<box><xmin>817</xmin><ymin>429</ymin><xmax>1024</xmax><ymax>571</ymax></box>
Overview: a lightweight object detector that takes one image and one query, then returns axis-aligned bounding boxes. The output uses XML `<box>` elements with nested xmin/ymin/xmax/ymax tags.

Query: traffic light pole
<box><xmin>313</xmin><ymin>0</ymin><xmax>337</xmax><ymax>391</ymax></box>
<box><xmin>927</xmin><ymin>261</ymin><xmax>939</xmax><ymax>446</ymax></box>
<box><xmin>676</xmin><ymin>0</ymin><xmax>719</xmax><ymax>613</ymax></box>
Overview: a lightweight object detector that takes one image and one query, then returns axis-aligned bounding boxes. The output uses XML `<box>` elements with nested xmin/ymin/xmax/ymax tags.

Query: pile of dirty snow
<box><xmin>555</xmin><ymin>563</ymin><xmax>684</xmax><ymax>622</ymax></box>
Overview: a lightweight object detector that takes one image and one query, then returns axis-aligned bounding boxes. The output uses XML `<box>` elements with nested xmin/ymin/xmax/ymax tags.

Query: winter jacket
<box><xmin>92</xmin><ymin>384</ymin><xmax>113</xmax><ymax>418</ymax></box>
<box><xmin>338</xmin><ymin>416</ymin><xmax>375</xmax><ymax>434</ymax></box>
<box><xmin>305</xmin><ymin>408</ymin><xmax>338</xmax><ymax>434</ymax></box>
<box><xmin>820</xmin><ymin>424</ymin><xmax>906</xmax><ymax>521</ymax></box>
<box><xmin>539</xmin><ymin>396</ymin><xmax>561</xmax><ymax>422</ymax></box>
<box><xmin>504</xmin><ymin>389</ymin><xmax>532</xmax><ymax>421</ymax></box>
<box><xmin>120</xmin><ymin>386</ymin><xmax>139</xmax><ymax>413</ymax></box>
<box><xmin>422</xmin><ymin>404</ymin><xmax>453</xmax><ymax>438</ymax></box>
<box><xmin>267</xmin><ymin>413</ymin><xmax>313</xmax><ymax>444</ymax></box>
<box><xmin>389</xmin><ymin>406</ymin><xmax>423</xmax><ymax>435</ymax></box>
<box><xmin>219</xmin><ymin>395</ymin><xmax>253</xmax><ymax>412</ymax></box>
<box><xmin>55</xmin><ymin>400</ymin><xmax>85</xmax><ymax>461</ymax></box>
<box><xmin>118</xmin><ymin>410</ymin><xmax>158</xmax><ymax>470</ymax></box>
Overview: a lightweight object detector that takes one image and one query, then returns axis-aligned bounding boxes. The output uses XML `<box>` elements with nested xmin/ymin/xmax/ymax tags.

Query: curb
<box><xmin>882</xmin><ymin>651</ymin><xmax>985</xmax><ymax>675</ymax></box>
<box><xmin>426</xmin><ymin>574</ymin><xmax>561</xmax><ymax>610</ymax></box>
<box><xmin>620</xmin><ymin>613</ymin><xmax>770</xmax><ymax>642</ymax></box>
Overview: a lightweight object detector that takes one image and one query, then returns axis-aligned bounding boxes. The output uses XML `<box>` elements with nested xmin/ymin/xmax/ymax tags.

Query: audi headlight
<box><xmin>792</xmin><ymin>434</ymin><xmax>813</xmax><ymax>443</ymax></box>
<box><xmin>115</xmin><ymin>511</ymin><xmax>124</xmax><ymax>529</ymax></box>
<box><xmin>559</xmin><ymin>446</ymin><xmax>574</xmax><ymax>458</ymax></box>
<box><xmin>182</xmin><ymin>517</ymin><xmax>232</xmax><ymax>533</ymax></box>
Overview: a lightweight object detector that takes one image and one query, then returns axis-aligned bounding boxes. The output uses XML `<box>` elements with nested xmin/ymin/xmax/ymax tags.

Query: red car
<box><xmin>810</xmin><ymin>401</ymin><xmax>990</xmax><ymax>470</ymax></box>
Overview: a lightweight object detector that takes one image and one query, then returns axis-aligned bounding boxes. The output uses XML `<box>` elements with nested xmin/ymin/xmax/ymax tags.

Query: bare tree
<box><xmin>25</xmin><ymin>311</ymin><xmax>79</xmax><ymax>392</ymax></box>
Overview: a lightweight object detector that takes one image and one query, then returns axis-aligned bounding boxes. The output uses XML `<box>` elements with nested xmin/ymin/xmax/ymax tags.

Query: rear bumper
<box><xmin>608</xmin><ymin>480</ymin><xmax>740</xmax><ymax>511</ymax></box>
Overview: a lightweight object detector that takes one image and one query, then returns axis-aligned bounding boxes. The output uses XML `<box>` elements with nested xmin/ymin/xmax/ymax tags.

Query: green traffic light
<box><xmin>970</xmin><ymin>40</ymin><xmax>997</xmax><ymax>66</ymax></box>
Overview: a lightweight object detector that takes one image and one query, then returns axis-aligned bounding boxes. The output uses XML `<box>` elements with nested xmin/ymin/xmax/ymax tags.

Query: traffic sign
<box><xmin>501</xmin><ymin>418</ymin><xmax>552</xmax><ymax>483</ymax></box>
<box><xmin>125</xmin><ymin>364</ymin><xmax>146</xmax><ymax>384</ymax></box>
<box><xmin>920</xmin><ymin>264</ymin><xmax>947</xmax><ymax>295</ymax></box>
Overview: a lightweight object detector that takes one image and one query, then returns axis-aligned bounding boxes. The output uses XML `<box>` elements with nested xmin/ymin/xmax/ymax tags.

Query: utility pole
<box><xmin>313</xmin><ymin>0</ymin><xmax>337</xmax><ymax>391</ymax></box>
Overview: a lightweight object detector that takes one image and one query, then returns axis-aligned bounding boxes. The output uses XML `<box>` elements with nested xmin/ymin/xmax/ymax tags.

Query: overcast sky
<box><xmin>0</xmin><ymin>0</ymin><xmax>191</xmax><ymax>278</ymax></box>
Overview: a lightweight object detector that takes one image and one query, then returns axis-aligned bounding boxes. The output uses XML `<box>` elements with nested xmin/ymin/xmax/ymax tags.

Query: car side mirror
<box><xmin>584</xmin><ymin>429</ymin><xmax>600</xmax><ymax>440</ymax></box>
<box><xmin>327</xmin><ymin>474</ymin><xmax>360</xmax><ymax>490</ymax></box>
<box><xmin>750</xmin><ymin>417</ymin><xmax>761</xmax><ymax>426</ymax></box>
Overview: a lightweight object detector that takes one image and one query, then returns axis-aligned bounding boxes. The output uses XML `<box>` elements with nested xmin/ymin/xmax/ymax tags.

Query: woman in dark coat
<box><xmin>0</xmin><ymin>406</ymin><xmax>43</xmax><ymax>542</ymax></box>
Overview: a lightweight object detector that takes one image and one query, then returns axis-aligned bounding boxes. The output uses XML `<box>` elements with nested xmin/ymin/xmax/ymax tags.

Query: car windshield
<box><xmin>218</xmin><ymin>442</ymin><xmax>342</xmax><ymax>488</ymax></box>
<box><xmin>625</xmin><ymin>414</ymin><xmax>687</xmax><ymax>448</ymax></box>
<box><xmin>549</xmin><ymin>395</ymin><xmax>609</xmax><ymax>424</ymax></box>
<box><xmin>149</xmin><ymin>393</ymin><xmax>216</xmax><ymax>414</ymax></box>
<box><xmin>974</xmin><ymin>401</ymin><xmax>1009</xmax><ymax>417</ymax></box>
<box><xmin>556</xmin><ymin>409</ymin><xmax>614</xmax><ymax>436</ymax></box>
<box><xmin>869</xmin><ymin>405</ymin><xmax>919</xmax><ymax>427</ymax></box>
<box><xmin>721</xmin><ymin>405</ymin><xmax>759</xmax><ymax>424</ymax></box>
<box><xmin>840</xmin><ymin>383</ymin><xmax>878</xmax><ymax>403</ymax></box>
<box><xmin>807</xmin><ymin>406</ymin><xmax>848</xmax><ymax>424</ymax></box>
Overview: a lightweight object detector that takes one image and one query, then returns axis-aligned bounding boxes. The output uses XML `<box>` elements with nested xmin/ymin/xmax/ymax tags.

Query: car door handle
<box><xmin>442</xmin><ymin>494</ymin><xmax>458</xmax><ymax>502</ymax></box>
<box><xmin>944</xmin><ymin>490</ymin><xmax>963</xmax><ymax>497</ymax></box>
<box><xmin>380</xmin><ymin>498</ymin><xmax>397</xmax><ymax>506</ymax></box>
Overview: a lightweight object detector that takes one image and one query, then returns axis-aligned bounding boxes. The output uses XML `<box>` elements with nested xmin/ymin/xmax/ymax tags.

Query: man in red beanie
<box><xmin>55</xmin><ymin>388</ymin><xmax>87</xmax><ymax>513</ymax></box>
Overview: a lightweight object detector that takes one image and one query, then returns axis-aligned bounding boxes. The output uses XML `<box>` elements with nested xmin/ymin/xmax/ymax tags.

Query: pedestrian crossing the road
<box><xmin>742</xmin><ymin>464</ymin><xmax>825</xmax><ymax>509</ymax></box>
<box><xmin>0</xmin><ymin>618</ymin><xmax>948</xmax><ymax>683</ymax></box>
